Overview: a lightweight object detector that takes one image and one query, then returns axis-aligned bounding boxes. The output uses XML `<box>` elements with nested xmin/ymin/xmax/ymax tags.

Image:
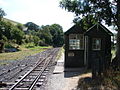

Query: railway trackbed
<box><xmin>0</xmin><ymin>48</ymin><xmax>60</xmax><ymax>90</ymax></box>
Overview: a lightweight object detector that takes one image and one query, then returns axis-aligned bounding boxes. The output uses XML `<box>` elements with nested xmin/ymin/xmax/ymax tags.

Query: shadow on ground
<box><xmin>64</xmin><ymin>68</ymin><xmax>89</xmax><ymax>78</ymax></box>
<box><xmin>64</xmin><ymin>71</ymin><xmax>83</xmax><ymax>78</ymax></box>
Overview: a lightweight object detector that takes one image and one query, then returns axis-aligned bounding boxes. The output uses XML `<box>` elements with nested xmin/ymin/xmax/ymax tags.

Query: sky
<box><xmin>0</xmin><ymin>0</ymin><xmax>75</xmax><ymax>31</ymax></box>
<box><xmin>0</xmin><ymin>0</ymin><xmax>116</xmax><ymax>33</ymax></box>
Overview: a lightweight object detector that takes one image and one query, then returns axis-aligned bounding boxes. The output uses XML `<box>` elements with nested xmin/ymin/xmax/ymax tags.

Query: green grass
<box><xmin>0</xmin><ymin>44</ymin><xmax>52</xmax><ymax>61</ymax></box>
<box><xmin>56</xmin><ymin>47</ymin><xmax>64</xmax><ymax>60</ymax></box>
<box><xmin>111</xmin><ymin>49</ymin><xmax>116</xmax><ymax>59</ymax></box>
<box><xmin>29</xmin><ymin>46</ymin><xmax>51</xmax><ymax>50</ymax></box>
<box><xmin>0</xmin><ymin>49</ymin><xmax>42</xmax><ymax>60</ymax></box>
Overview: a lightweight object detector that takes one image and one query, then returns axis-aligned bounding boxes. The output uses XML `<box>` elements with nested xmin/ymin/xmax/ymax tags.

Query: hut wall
<box><xmin>65</xmin><ymin>35</ymin><xmax>84</xmax><ymax>68</ymax></box>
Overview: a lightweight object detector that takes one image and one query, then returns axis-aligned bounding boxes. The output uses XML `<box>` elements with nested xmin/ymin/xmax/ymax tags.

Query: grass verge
<box><xmin>0</xmin><ymin>45</ymin><xmax>52</xmax><ymax>62</ymax></box>
<box><xmin>56</xmin><ymin>47</ymin><xmax>64</xmax><ymax>60</ymax></box>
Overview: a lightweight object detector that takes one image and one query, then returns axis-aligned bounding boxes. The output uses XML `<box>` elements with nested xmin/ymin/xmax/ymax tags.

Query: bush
<box><xmin>39</xmin><ymin>40</ymin><xmax>48</xmax><ymax>46</ymax></box>
<box><xmin>11</xmin><ymin>27</ymin><xmax>25</xmax><ymax>45</ymax></box>
<box><xmin>4</xmin><ymin>42</ymin><xmax>14</xmax><ymax>48</ymax></box>
<box><xmin>25</xmin><ymin>43</ymin><xmax>35</xmax><ymax>48</ymax></box>
<box><xmin>2</xmin><ymin>35</ymin><xmax>8</xmax><ymax>42</ymax></box>
<box><xmin>33</xmin><ymin>36</ymin><xmax>40</xmax><ymax>46</ymax></box>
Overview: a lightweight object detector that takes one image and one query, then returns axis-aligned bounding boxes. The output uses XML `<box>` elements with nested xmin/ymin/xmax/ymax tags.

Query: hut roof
<box><xmin>85</xmin><ymin>23</ymin><xmax>113</xmax><ymax>36</ymax></box>
<box><xmin>64</xmin><ymin>24</ymin><xmax>85</xmax><ymax>35</ymax></box>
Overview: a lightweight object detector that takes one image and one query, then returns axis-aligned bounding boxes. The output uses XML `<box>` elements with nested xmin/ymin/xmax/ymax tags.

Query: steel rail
<box><xmin>29</xmin><ymin>57</ymin><xmax>51</xmax><ymax>90</ymax></box>
<box><xmin>29</xmin><ymin>53</ymin><xmax>56</xmax><ymax>90</ymax></box>
<box><xmin>29</xmin><ymin>48</ymin><xmax>59</xmax><ymax>90</ymax></box>
<box><xmin>9</xmin><ymin>48</ymin><xmax>57</xmax><ymax>90</ymax></box>
<box><xmin>9</xmin><ymin>51</ymin><xmax>52</xmax><ymax>90</ymax></box>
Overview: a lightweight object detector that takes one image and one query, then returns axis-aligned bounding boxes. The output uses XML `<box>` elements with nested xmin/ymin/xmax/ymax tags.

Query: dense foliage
<box><xmin>60</xmin><ymin>0</ymin><xmax>120</xmax><ymax>67</ymax></box>
<box><xmin>25</xmin><ymin>23</ymin><xmax>64</xmax><ymax>47</ymax></box>
<box><xmin>0</xmin><ymin>21</ymin><xmax>24</xmax><ymax>44</ymax></box>
<box><xmin>0</xmin><ymin>8</ymin><xmax>6</xmax><ymax>21</ymax></box>
<box><xmin>49</xmin><ymin>24</ymin><xmax>64</xmax><ymax>47</ymax></box>
<box><xmin>0</xmin><ymin>8</ymin><xmax>64</xmax><ymax>48</ymax></box>
<box><xmin>74</xmin><ymin>15</ymin><xmax>97</xmax><ymax>30</ymax></box>
<box><xmin>24</xmin><ymin>22</ymin><xmax>40</xmax><ymax>31</ymax></box>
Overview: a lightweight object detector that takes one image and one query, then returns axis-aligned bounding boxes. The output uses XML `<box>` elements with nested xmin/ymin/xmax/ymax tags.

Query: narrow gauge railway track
<box><xmin>0</xmin><ymin>48</ymin><xmax>54</xmax><ymax>82</ymax></box>
<box><xmin>0</xmin><ymin>64</ymin><xmax>31</xmax><ymax>82</ymax></box>
<box><xmin>0</xmin><ymin>48</ymin><xmax>60</xmax><ymax>90</ymax></box>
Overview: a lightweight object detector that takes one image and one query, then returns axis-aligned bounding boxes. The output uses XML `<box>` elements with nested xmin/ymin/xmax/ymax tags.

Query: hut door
<box><xmin>91</xmin><ymin>37</ymin><xmax>106</xmax><ymax>76</ymax></box>
<box><xmin>91</xmin><ymin>38</ymin><xmax>103</xmax><ymax>71</ymax></box>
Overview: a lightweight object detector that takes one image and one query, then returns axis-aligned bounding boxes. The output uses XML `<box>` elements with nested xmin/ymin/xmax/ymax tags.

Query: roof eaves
<box><xmin>84</xmin><ymin>23</ymin><xmax>97</xmax><ymax>34</ymax></box>
<box><xmin>64</xmin><ymin>25</ymin><xmax>75</xmax><ymax>35</ymax></box>
<box><xmin>99</xmin><ymin>24</ymin><xmax>113</xmax><ymax>36</ymax></box>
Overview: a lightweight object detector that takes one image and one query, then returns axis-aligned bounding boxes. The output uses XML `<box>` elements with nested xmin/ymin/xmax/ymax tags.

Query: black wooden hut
<box><xmin>64</xmin><ymin>23</ymin><xmax>113</xmax><ymax>69</ymax></box>
<box><xmin>64</xmin><ymin>25</ymin><xmax>86</xmax><ymax>68</ymax></box>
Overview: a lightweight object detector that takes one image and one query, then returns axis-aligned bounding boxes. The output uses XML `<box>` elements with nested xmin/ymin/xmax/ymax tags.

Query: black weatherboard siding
<box><xmin>64</xmin><ymin>22</ymin><xmax>113</xmax><ymax>68</ymax></box>
<box><xmin>65</xmin><ymin>25</ymin><xmax>86</xmax><ymax>68</ymax></box>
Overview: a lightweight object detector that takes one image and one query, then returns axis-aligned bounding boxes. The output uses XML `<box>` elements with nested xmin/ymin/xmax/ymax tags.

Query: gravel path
<box><xmin>43</xmin><ymin>53</ymin><xmax>92</xmax><ymax>90</ymax></box>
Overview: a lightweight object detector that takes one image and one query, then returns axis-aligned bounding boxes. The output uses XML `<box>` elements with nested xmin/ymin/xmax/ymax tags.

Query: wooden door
<box><xmin>90</xmin><ymin>37</ymin><xmax>105</xmax><ymax>74</ymax></box>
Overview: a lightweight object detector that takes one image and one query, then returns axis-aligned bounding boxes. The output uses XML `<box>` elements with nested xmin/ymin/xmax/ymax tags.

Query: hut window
<box><xmin>92</xmin><ymin>38</ymin><xmax>101</xmax><ymax>50</ymax></box>
<box><xmin>69</xmin><ymin>34</ymin><xmax>84</xmax><ymax>50</ymax></box>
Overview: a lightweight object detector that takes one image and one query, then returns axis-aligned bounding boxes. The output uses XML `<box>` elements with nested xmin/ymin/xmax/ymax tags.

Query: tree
<box><xmin>16</xmin><ymin>24</ymin><xmax>24</xmax><ymax>31</ymax></box>
<box><xmin>38</xmin><ymin>25</ymin><xmax>52</xmax><ymax>45</ymax></box>
<box><xmin>0</xmin><ymin>8</ymin><xmax>6</xmax><ymax>21</ymax></box>
<box><xmin>0</xmin><ymin>20</ymin><xmax>25</xmax><ymax>44</ymax></box>
<box><xmin>25</xmin><ymin>22</ymin><xmax>40</xmax><ymax>31</ymax></box>
<box><xmin>49</xmin><ymin>24</ymin><xmax>64</xmax><ymax>47</ymax></box>
<box><xmin>0</xmin><ymin>8</ymin><xmax>6</xmax><ymax>40</ymax></box>
<box><xmin>0</xmin><ymin>21</ymin><xmax>12</xmax><ymax>40</ymax></box>
<box><xmin>60</xmin><ymin>0</ymin><xmax>120</xmax><ymax>67</ymax></box>
<box><xmin>33</xmin><ymin>36</ymin><xmax>40</xmax><ymax>46</ymax></box>
<box><xmin>74</xmin><ymin>15</ymin><xmax>97</xmax><ymax>30</ymax></box>
<box><xmin>11</xmin><ymin>27</ymin><xmax>24</xmax><ymax>45</ymax></box>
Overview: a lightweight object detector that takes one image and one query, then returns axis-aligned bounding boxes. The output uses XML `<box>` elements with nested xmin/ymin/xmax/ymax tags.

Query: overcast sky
<box><xmin>0</xmin><ymin>0</ymin><xmax>75</xmax><ymax>31</ymax></box>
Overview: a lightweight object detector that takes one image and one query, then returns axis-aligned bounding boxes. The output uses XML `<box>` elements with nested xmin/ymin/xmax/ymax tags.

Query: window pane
<box><xmin>69</xmin><ymin>34</ymin><xmax>84</xmax><ymax>50</ymax></box>
<box><xmin>92</xmin><ymin>38</ymin><xmax>101</xmax><ymax>50</ymax></box>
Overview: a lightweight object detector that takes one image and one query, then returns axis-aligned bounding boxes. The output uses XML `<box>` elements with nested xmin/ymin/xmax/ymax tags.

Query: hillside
<box><xmin>3</xmin><ymin>18</ymin><xmax>23</xmax><ymax>25</ymax></box>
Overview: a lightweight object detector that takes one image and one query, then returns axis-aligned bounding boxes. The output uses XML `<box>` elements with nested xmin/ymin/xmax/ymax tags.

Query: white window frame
<box><xmin>69</xmin><ymin>34</ymin><xmax>84</xmax><ymax>50</ymax></box>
